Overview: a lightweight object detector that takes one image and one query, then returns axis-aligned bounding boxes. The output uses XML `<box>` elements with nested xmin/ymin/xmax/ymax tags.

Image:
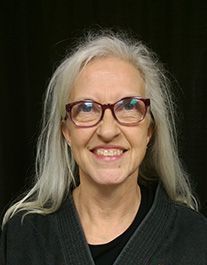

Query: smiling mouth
<box><xmin>91</xmin><ymin>148</ymin><xmax>127</xmax><ymax>157</ymax></box>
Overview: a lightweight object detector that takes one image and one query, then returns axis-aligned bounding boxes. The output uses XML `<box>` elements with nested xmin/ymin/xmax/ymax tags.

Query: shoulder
<box><xmin>1</xmin><ymin>196</ymin><xmax>73</xmax><ymax>239</ymax></box>
<box><xmin>0</xmin><ymin>208</ymin><xmax>67</xmax><ymax>264</ymax></box>
<box><xmin>1</xmin><ymin>211</ymin><xmax>55</xmax><ymax>242</ymax></box>
<box><xmin>169</xmin><ymin>200</ymin><xmax>207</xmax><ymax>251</ymax></box>
<box><xmin>157</xmin><ymin>183</ymin><xmax>207</xmax><ymax>230</ymax></box>
<box><xmin>154</xmin><ymin>185</ymin><xmax>207</xmax><ymax>258</ymax></box>
<box><xmin>156</xmin><ymin>183</ymin><xmax>207</xmax><ymax>244</ymax></box>
<box><xmin>173</xmin><ymin>202</ymin><xmax>207</xmax><ymax>229</ymax></box>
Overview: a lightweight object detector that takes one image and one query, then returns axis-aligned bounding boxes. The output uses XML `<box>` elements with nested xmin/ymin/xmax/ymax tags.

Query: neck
<box><xmin>72</xmin><ymin>178</ymin><xmax>141</xmax><ymax>244</ymax></box>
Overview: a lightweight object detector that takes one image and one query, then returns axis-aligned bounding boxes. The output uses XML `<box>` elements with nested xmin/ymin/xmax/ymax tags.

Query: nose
<box><xmin>96</xmin><ymin>109</ymin><xmax>120</xmax><ymax>141</ymax></box>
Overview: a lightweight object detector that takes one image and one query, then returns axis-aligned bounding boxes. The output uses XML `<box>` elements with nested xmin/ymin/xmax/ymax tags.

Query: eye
<box><xmin>72</xmin><ymin>101</ymin><xmax>101</xmax><ymax>119</ymax></box>
<box><xmin>71</xmin><ymin>101</ymin><xmax>101</xmax><ymax>124</ymax></box>
<box><xmin>122</xmin><ymin>98</ymin><xmax>139</xmax><ymax>110</ymax></box>
<box><xmin>78</xmin><ymin>102</ymin><xmax>94</xmax><ymax>112</ymax></box>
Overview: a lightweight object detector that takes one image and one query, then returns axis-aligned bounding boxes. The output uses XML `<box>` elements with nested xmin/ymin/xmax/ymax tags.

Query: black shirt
<box><xmin>89</xmin><ymin>183</ymin><xmax>156</xmax><ymax>265</ymax></box>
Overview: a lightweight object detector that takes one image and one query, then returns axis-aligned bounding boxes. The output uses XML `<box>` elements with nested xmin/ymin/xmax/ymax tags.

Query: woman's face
<box><xmin>62</xmin><ymin>57</ymin><xmax>152</xmax><ymax>188</ymax></box>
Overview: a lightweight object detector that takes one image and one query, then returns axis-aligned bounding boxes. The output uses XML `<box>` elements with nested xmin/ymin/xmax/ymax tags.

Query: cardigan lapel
<box><xmin>113</xmin><ymin>183</ymin><xmax>176</xmax><ymax>265</ymax></box>
<box><xmin>56</xmin><ymin>195</ymin><xmax>95</xmax><ymax>265</ymax></box>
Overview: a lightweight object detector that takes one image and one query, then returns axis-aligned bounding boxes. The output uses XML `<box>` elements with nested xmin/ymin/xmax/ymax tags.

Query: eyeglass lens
<box><xmin>72</xmin><ymin>101</ymin><xmax>101</xmax><ymax>126</ymax></box>
<box><xmin>115</xmin><ymin>98</ymin><xmax>146</xmax><ymax>123</ymax></box>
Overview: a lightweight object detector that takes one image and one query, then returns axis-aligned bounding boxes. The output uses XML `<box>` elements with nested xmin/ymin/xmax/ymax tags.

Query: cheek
<box><xmin>131</xmin><ymin>129</ymin><xmax>150</xmax><ymax>165</ymax></box>
<box><xmin>70</xmin><ymin>134</ymin><xmax>86</xmax><ymax>166</ymax></box>
<box><xmin>126</xmin><ymin>126</ymin><xmax>151</xmax><ymax>148</ymax></box>
<box><xmin>69</xmin><ymin>128</ymin><xmax>94</xmax><ymax>153</ymax></box>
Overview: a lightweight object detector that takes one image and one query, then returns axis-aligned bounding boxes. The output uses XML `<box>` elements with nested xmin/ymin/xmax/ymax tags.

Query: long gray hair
<box><xmin>2</xmin><ymin>30</ymin><xmax>197</xmax><ymax>227</ymax></box>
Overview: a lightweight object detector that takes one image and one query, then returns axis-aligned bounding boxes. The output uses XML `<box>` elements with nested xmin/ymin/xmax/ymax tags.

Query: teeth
<box><xmin>95</xmin><ymin>149</ymin><xmax>123</xmax><ymax>156</ymax></box>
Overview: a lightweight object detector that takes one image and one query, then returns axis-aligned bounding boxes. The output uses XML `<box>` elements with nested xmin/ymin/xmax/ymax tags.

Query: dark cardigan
<box><xmin>1</xmin><ymin>183</ymin><xmax>207</xmax><ymax>265</ymax></box>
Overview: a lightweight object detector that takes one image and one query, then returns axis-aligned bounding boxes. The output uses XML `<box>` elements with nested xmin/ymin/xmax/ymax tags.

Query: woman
<box><xmin>1</xmin><ymin>31</ymin><xmax>207</xmax><ymax>264</ymax></box>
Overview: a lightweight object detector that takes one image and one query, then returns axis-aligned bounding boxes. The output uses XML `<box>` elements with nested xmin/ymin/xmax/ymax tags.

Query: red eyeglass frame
<box><xmin>65</xmin><ymin>96</ymin><xmax>150</xmax><ymax>128</ymax></box>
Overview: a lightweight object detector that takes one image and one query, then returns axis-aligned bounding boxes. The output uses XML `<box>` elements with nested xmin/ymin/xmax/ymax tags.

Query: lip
<box><xmin>89</xmin><ymin>145</ymin><xmax>128</xmax><ymax>161</ymax></box>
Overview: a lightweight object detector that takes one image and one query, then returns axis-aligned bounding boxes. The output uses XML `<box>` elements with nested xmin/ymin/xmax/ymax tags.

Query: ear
<box><xmin>61</xmin><ymin>120</ymin><xmax>71</xmax><ymax>146</ymax></box>
<box><xmin>146</xmin><ymin>123</ymin><xmax>154</xmax><ymax>146</ymax></box>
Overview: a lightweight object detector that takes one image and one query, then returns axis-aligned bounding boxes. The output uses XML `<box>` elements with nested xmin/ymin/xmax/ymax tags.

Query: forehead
<box><xmin>69</xmin><ymin>57</ymin><xmax>145</xmax><ymax>102</ymax></box>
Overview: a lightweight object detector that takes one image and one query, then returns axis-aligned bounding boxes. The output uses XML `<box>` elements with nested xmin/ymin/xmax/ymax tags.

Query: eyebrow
<box><xmin>69</xmin><ymin>95</ymin><xmax>143</xmax><ymax>103</ymax></box>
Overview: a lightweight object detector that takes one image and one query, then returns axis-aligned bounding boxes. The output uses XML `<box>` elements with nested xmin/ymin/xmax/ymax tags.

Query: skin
<box><xmin>62</xmin><ymin>57</ymin><xmax>152</xmax><ymax>244</ymax></box>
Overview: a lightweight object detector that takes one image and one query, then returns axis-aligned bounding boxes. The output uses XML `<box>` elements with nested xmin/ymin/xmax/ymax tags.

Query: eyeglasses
<box><xmin>65</xmin><ymin>96</ymin><xmax>150</xmax><ymax>128</ymax></box>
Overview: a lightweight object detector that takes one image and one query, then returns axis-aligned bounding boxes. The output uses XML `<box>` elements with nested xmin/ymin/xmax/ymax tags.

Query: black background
<box><xmin>1</xmin><ymin>0</ymin><xmax>207</xmax><ymax>222</ymax></box>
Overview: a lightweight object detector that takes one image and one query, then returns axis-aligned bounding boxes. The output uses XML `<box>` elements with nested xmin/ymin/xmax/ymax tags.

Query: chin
<box><xmin>91</xmin><ymin>172</ymin><xmax>129</xmax><ymax>186</ymax></box>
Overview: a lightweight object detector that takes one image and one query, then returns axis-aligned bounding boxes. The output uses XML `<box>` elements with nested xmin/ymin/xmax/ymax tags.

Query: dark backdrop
<box><xmin>1</xmin><ymin>1</ymin><xmax>207</xmax><ymax>222</ymax></box>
